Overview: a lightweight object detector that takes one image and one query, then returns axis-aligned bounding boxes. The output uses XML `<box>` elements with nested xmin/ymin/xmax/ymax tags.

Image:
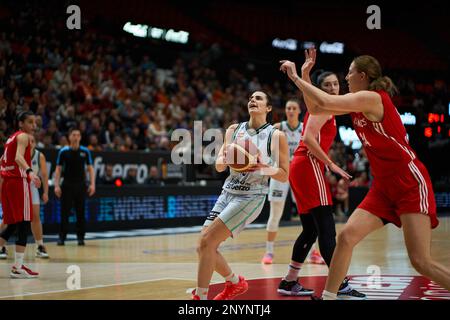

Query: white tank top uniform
<box><xmin>268</xmin><ymin>120</ymin><xmax>302</xmax><ymax>202</ymax></box>
<box><xmin>204</xmin><ymin>122</ymin><xmax>278</xmax><ymax>236</ymax></box>
<box><xmin>30</xmin><ymin>149</ymin><xmax>41</xmax><ymax>205</ymax></box>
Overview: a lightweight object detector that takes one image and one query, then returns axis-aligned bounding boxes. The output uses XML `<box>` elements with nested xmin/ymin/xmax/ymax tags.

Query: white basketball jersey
<box><xmin>31</xmin><ymin>149</ymin><xmax>40</xmax><ymax>175</ymax></box>
<box><xmin>223</xmin><ymin>122</ymin><xmax>277</xmax><ymax>195</ymax></box>
<box><xmin>280</xmin><ymin>121</ymin><xmax>302</xmax><ymax>160</ymax></box>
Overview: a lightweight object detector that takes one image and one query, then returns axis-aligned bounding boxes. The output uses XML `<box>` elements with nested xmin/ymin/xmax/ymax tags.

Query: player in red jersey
<box><xmin>0</xmin><ymin>111</ymin><xmax>41</xmax><ymax>278</ymax></box>
<box><xmin>280</xmin><ymin>54</ymin><xmax>450</xmax><ymax>298</ymax></box>
<box><xmin>278</xmin><ymin>48</ymin><xmax>365</xmax><ymax>299</ymax></box>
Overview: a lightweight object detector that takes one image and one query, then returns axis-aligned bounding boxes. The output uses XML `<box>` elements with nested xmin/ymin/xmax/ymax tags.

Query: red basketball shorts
<box><xmin>289</xmin><ymin>154</ymin><xmax>332</xmax><ymax>214</ymax></box>
<box><xmin>358</xmin><ymin>159</ymin><xmax>438</xmax><ymax>229</ymax></box>
<box><xmin>1</xmin><ymin>177</ymin><xmax>33</xmax><ymax>224</ymax></box>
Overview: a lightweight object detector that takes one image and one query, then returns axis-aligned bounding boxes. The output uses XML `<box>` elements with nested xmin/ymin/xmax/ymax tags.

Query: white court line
<box><xmin>0</xmin><ymin>277</ymin><xmax>179</xmax><ymax>299</ymax></box>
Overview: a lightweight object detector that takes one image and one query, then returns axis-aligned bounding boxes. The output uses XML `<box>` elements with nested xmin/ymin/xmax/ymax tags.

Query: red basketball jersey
<box><xmin>350</xmin><ymin>90</ymin><xmax>417</xmax><ymax>178</ymax></box>
<box><xmin>0</xmin><ymin>131</ymin><xmax>31</xmax><ymax>179</ymax></box>
<box><xmin>294</xmin><ymin>112</ymin><xmax>337</xmax><ymax>157</ymax></box>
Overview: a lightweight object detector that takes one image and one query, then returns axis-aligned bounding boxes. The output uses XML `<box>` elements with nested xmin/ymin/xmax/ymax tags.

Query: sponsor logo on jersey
<box><xmin>353</xmin><ymin>117</ymin><xmax>367</xmax><ymax>128</ymax></box>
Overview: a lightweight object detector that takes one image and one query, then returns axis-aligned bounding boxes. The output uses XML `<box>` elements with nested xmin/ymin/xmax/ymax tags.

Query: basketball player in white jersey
<box><xmin>193</xmin><ymin>91</ymin><xmax>289</xmax><ymax>300</ymax></box>
<box><xmin>0</xmin><ymin>134</ymin><xmax>49</xmax><ymax>259</ymax></box>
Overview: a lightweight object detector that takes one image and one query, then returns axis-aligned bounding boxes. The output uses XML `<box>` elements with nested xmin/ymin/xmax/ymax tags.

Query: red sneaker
<box><xmin>191</xmin><ymin>289</ymin><xmax>203</xmax><ymax>300</ymax></box>
<box><xmin>261</xmin><ymin>253</ymin><xmax>274</xmax><ymax>264</ymax></box>
<box><xmin>213</xmin><ymin>275</ymin><xmax>248</xmax><ymax>300</ymax></box>
<box><xmin>10</xmin><ymin>265</ymin><xmax>39</xmax><ymax>278</ymax></box>
<box><xmin>308</xmin><ymin>249</ymin><xmax>326</xmax><ymax>265</ymax></box>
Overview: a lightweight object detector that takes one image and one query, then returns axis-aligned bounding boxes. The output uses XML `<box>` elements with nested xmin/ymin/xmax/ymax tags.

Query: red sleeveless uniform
<box><xmin>351</xmin><ymin>90</ymin><xmax>437</xmax><ymax>228</ymax></box>
<box><xmin>0</xmin><ymin>131</ymin><xmax>33</xmax><ymax>224</ymax></box>
<box><xmin>289</xmin><ymin>112</ymin><xmax>337</xmax><ymax>213</ymax></box>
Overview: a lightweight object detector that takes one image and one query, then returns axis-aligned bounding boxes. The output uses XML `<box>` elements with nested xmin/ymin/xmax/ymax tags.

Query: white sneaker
<box><xmin>10</xmin><ymin>265</ymin><xmax>39</xmax><ymax>278</ymax></box>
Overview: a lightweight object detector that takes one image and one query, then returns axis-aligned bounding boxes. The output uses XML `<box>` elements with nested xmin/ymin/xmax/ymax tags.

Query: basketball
<box><xmin>226</xmin><ymin>138</ymin><xmax>259</xmax><ymax>172</ymax></box>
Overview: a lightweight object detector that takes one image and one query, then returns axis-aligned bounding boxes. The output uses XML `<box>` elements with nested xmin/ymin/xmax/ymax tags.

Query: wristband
<box><xmin>26</xmin><ymin>168</ymin><xmax>33</xmax><ymax>175</ymax></box>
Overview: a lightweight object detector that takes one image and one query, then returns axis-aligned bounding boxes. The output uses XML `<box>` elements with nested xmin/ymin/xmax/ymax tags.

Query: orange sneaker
<box><xmin>261</xmin><ymin>252</ymin><xmax>273</xmax><ymax>264</ymax></box>
<box><xmin>308</xmin><ymin>249</ymin><xmax>326</xmax><ymax>265</ymax></box>
<box><xmin>213</xmin><ymin>275</ymin><xmax>248</xmax><ymax>300</ymax></box>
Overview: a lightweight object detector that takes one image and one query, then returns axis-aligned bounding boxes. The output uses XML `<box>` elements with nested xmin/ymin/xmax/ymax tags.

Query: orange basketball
<box><xmin>225</xmin><ymin>138</ymin><xmax>259</xmax><ymax>172</ymax></box>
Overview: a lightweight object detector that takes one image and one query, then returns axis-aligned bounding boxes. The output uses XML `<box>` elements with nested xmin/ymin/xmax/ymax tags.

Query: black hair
<box><xmin>16</xmin><ymin>110</ymin><xmax>34</xmax><ymax>123</ymax></box>
<box><xmin>68</xmin><ymin>126</ymin><xmax>81</xmax><ymax>136</ymax></box>
<box><xmin>264</xmin><ymin>92</ymin><xmax>273</xmax><ymax>124</ymax></box>
<box><xmin>316</xmin><ymin>71</ymin><xmax>338</xmax><ymax>87</ymax></box>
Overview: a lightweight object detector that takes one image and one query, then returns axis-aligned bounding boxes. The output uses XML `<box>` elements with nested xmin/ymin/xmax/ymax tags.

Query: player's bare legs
<box><xmin>197</xmin><ymin>218</ymin><xmax>232</xmax><ymax>289</ymax></box>
<box><xmin>31</xmin><ymin>204</ymin><xmax>43</xmax><ymax>242</ymax></box>
<box><xmin>199</xmin><ymin>226</ymin><xmax>232</xmax><ymax>277</ymax></box>
<box><xmin>31</xmin><ymin>203</ymin><xmax>48</xmax><ymax>258</ymax></box>
<box><xmin>322</xmin><ymin>209</ymin><xmax>384</xmax><ymax>297</ymax></box>
<box><xmin>401</xmin><ymin>214</ymin><xmax>450</xmax><ymax>291</ymax></box>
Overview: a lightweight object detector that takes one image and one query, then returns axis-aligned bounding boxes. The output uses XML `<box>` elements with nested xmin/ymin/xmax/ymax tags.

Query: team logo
<box><xmin>259</xmin><ymin>132</ymin><xmax>266</xmax><ymax>139</ymax></box>
<box><xmin>208</xmin><ymin>275</ymin><xmax>450</xmax><ymax>300</ymax></box>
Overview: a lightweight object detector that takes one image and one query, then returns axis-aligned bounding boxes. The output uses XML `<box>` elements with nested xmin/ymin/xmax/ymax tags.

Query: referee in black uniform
<box><xmin>54</xmin><ymin>127</ymin><xmax>95</xmax><ymax>246</ymax></box>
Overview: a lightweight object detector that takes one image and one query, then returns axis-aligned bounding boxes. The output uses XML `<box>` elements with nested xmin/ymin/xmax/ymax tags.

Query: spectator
<box><xmin>88</xmin><ymin>134</ymin><xmax>103</xmax><ymax>151</ymax></box>
<box><xmin>98</xmin><ymin>164</ymin><xmax>115</xmax><ymax>185</ymax></box>
<box><xmin>123</xmin><ymin>167</ymin><xmax>138</xmax><ymax>185</ymax></box>
<box><xmin>146</xmin><ymin>165</ymin><xmax>164</xmax><ymax>186</ymax></box>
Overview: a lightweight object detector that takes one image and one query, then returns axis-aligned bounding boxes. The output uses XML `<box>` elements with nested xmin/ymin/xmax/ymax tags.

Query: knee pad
<box><xmin>266</xmin><ymin>201</ymin><xmax>285</xmax><ymax>232</ymax></box>
<box><xmin>15</xmin><ymin>221</ymin><xmax>30</xmax><ymax>247</ymax></box>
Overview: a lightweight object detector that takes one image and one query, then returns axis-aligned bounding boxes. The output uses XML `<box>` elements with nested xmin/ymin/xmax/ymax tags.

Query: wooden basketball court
<box><xmin>0</xmin><ymin>217</ymin><xmax>449</xmax><ymax>300</ymax></box>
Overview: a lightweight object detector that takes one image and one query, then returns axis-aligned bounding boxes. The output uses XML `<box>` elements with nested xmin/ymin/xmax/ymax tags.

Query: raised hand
<box><xmin>279</xmin><ymin>60</ymin><xmax>298</xmax><ymax>81</ymax></box>
<box><xmin>301</xmin><ymin>47</ymin><xmax>316</xmax><ymax>76</ymax></box>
